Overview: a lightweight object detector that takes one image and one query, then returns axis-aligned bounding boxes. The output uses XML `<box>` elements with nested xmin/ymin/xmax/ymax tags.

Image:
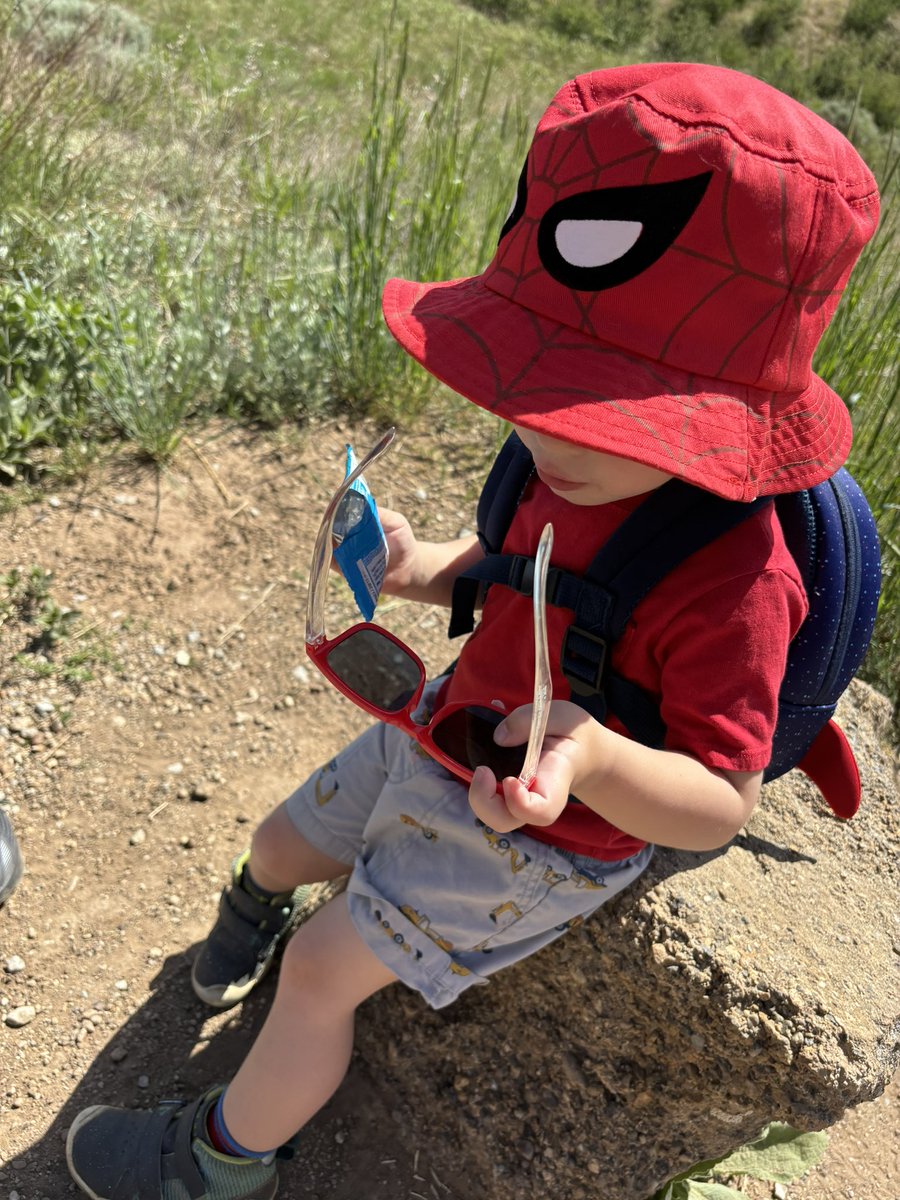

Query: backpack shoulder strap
<box><xmin>561</xmin><ymin>482</ymin><xmax>770</xmax><ymax>744</ymax></box>
<box><xmin>449</xmin><ymin>432</ymin><xmax>534</xmax><ymax>638</ymax></box>
<box><xmin>572</xmin><ymin>480</ymin><xmax>770</xmax><ymax>642</ymax></box>
<box><xmin>477</xmin><ymin>431</ymin><xmax>535</xmax><ymax>554</ymax></box>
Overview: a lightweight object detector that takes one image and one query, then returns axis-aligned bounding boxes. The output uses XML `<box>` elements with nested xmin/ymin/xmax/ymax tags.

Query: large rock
<box><xmin>350</xmin><ymin>680</ymin><xmax>899</xmax><ymax>1200</ymax></box>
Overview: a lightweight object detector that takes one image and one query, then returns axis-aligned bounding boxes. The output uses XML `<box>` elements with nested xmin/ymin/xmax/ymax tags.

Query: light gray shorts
<box><xmin>285</xmin><ymin>710</ymin><xmax>653</xmax><ymax>1009</ymax></box>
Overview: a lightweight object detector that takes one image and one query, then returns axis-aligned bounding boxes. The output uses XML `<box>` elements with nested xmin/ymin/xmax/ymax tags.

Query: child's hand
<box><xmin>373</xmin><ymin>512</ymin><xmax>484</xmax><ymax>607</ymax></box>
<box><xmin>467</xmin><ymin>701</ymin><xmax>598</xmax><ymax>832</ymax></box>
<box><xmin>377</xmin><ymin>507</ymin><xmax>423</xmax><ymax>596</ymax></box>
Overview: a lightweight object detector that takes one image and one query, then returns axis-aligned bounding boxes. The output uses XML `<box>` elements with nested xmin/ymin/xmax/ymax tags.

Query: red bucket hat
<box><xmin>383</xmin><ymin>63</ymin><xmax>880</xmax><ymax>501</ymax></box>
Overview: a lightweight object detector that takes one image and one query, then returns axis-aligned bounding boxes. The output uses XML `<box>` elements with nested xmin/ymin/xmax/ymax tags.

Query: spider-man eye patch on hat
<box><xmin>530</xmin><ymin>171</ymin><xmax>712</xmax><ymax>291</ymax></box>
<box><xmin>382</xmin><ymin>63</ymin><xmax>880</xmax><ymax>502</ymax></box>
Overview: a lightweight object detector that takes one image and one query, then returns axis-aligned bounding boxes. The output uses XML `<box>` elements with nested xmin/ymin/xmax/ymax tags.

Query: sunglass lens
<box><xmin>325</xmin><ymin>628</ymin><xmax>421</xmax><ymax>713</ymax></box>
<box><xmin>432</xmin><ymin>706</ymin><xmax>526</xmax><ymax>779</ymax></box>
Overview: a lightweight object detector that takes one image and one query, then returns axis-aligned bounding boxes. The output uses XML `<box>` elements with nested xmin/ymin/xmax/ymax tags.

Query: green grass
<box><xmin>815</xmin><ymin>149</ymin><xmax>899</xmax><ymax>718</ymax></box>
<box><xmin>0</xmin><ymin>0</ymin><xmax>896</xmax><ymax>712</ymax></box>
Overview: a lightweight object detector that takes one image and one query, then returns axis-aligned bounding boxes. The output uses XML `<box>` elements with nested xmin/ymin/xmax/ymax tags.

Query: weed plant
<box><xmin>326</xmin><ymin>18</ymin><xmax>524</xmax><ymax>420</ymax></box>
<box><xmin>648</xmin><ymin>1121</ymin><xmax>827</xmax><ymax>1200</ymax></box>
<box><xmin>0</xmin><ymin>563</ymin><xmax>119</xmax><ymax>684</ymax></box>
<box><xmin>816</xmin><ymin>145</ymin><xmax>900</xmax><ymax>718</ymax></box>
<box><xmin>12</xmin><ymin>0</ymin><xmax>151</xmax><ymax>67</ymax></box>
<box><xmin>0</xmin><ymin>2</ymin><xmax>111</xmax><ymax>218</ymax></box>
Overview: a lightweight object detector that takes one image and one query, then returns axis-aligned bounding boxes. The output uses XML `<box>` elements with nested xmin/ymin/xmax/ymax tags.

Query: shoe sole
<box><xmin>190</xmin><ymin>952</ymin><xmax>275</xmax><ymax>1009</ymax></box>
<box><xmin>190</xmin><ymin>884</ymin><xmax>319</xmax><ymax>1010</ymax></box>
<box><xmin>66</xmin><ymin>1107</ymin><xmax>109</xmax><ymax>1200</ymax></box>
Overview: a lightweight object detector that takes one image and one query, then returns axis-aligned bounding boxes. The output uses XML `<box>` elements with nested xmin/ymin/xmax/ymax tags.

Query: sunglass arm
<box><xmin>518</xmin><ymin>523</ymin><xmax>554</xmax><ymax>789</ymax></box>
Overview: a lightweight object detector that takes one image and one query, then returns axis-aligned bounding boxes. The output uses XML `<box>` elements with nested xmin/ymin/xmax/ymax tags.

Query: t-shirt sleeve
<box><xmin>651</xmin><ymin>567</ymin><xmax>808</xmax><ymax>772</ymax></box>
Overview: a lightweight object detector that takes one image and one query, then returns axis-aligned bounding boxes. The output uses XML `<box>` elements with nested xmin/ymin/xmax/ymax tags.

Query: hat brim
<box><xmin>382</xmin><ymin>274</ymin><xmax>851</xmax><ymax>502</ymax></box>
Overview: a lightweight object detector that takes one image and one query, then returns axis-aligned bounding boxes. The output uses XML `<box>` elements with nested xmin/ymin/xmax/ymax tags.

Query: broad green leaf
<box><xmin>647</xmin><ymin>1179</ymin><xmax>691</xmax><ymax>1200</ymax></box>
<box><xmin>686</xmin><ymin>1182</ymin><xmax>748</xmax><ymax>1200</ymax></box>
<box><xmin>713</xmin><ymin>1123</ymin><xmax>828</xmax><ymax>1183</ymax></box>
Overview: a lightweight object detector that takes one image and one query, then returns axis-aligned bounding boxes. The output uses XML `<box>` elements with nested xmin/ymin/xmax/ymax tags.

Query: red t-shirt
<box><xmin>443</xmin><ymin>477</ymin><xmax>808</xmax><ymax>860</ymax></box>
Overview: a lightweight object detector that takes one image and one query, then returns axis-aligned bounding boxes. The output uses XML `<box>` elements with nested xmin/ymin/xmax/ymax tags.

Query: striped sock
<box><xmin>206</xmin><ymin>1091</ymin><xmax>276</xmax><ymax>1163</ymax></box>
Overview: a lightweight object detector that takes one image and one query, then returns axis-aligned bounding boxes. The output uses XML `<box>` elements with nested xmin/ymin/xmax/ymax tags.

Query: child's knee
<box><xmin>249</xmin><ymin>807</ymin><xmax>280</xmax><ymax>858</ymax></box>
<box><xmin>276</xmin><ymin>897</ymin><xmax>396</xmax><ymax>1008</ymax></box>
<box><xmin>250</xmin><ymin>803</ymin><xmax>300</xmax><ymax>871</ymax></box>
<box><xmin>277</xmin><ymin>921</ymin><xmax>338</xmax><ymax>1001</ymax></box>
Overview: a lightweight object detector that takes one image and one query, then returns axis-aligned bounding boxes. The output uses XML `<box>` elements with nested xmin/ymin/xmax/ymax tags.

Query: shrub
<box><xmin>0</xmin><ymin>280</ymin><xmax>106</xmax><ymax>480</ymax></box>
<box><xmin>654</xmin><ymin>5</ymin><xmax>721</xmax><ymax>60</ymax></box>
<box><xmin>12</xmin><ymin>0</ymin><xmax>151</xmax><ymax>68</ymax></box>
<box><xmin>841</xmin><ymin>0</ymin><xmax>896</xmax><ymax>38</ymax></box>
<box><xmin>462</xmin><ymin>0</ymin><xmax>536</xmax><ymax>21</ymax></box>
<box><xmin>742</xmin><ymin>0</ymin><xmax>802</xmax><ymax>47</ymax></box>
<box><xmin>544</xmin><ymin>0</ymin><xmax>610</xmax><ymax>43</ymax></box>
<box><xmin>815</xmin><ymin>98</ymin><xmax>881</xmax><ymax>152</ymax></box>
<box><xmin>813</xmin><ymin>37</ymin><xmax>900</xmax><ymax>130</ymax></box>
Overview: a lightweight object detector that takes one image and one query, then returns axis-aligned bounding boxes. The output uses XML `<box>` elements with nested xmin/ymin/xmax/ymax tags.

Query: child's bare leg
<box><xmin>191</xmin><ymin>800</ymin><xmax>351</xmax><ymax>1009</ymax></box>
<box><xmin>248</xmin><ymin>800</ymin><xmax>350</xmax><ymax>891</ymax></box>
<box><xmin>220</xmin><ymin>890</ymin><xmax>396</xmax><ymax>1151</ymax></box>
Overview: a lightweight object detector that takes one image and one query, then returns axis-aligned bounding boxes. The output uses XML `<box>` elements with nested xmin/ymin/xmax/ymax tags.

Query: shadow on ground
<box><xmin>8</xmin><ymin>940</ymin><xmax>462</xmax><ymax>1200</ymax></box>
<box><xmin>6</xmin><ymin>840</ymin><xmax>821</xmax><ymax>1199</ymax></box>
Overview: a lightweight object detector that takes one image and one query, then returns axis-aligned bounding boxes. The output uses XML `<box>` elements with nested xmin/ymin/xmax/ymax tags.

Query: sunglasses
<box><xmin>305</xmin><ymin>429</ymin><xmax>554</xmax><ymax>791</ymax></box>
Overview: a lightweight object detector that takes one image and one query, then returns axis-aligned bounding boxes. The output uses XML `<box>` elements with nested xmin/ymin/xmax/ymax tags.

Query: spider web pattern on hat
<box><xmin>383</xmin><ymin>64</ymin><xmax>879</xmax><ymax>501</ymax></box>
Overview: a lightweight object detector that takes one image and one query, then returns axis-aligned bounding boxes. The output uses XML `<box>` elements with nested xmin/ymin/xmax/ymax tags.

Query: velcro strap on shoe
<box><xmin>129</xmin><ymin>1097</ymin><xmax>206</xmax><ymax>1200</ymax></box>
<box><xmin>168</xmin><ymin>1094</ymin><xmax>209</xmax><ymax>1200</ymax></box>
<box><xmin>226</xmin><ymin>878</ymin><xmax>292</xmax><ymax>933</ymax></box>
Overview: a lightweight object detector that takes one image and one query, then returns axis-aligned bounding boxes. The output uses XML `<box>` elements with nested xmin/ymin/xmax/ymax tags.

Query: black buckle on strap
<box><xmin>561</xmin><ymin>625</ymin><xmax>608</xmax><ymax>697</ymax></box>
<box><xmin>508</xmin><ymin>556</ymin><xmax>566</xmax><ymax>607</ymax></box>
<box><xmin>508</xmin><ymin>554</ymin><xmax>534</xmax><ymax>594</ymax></box>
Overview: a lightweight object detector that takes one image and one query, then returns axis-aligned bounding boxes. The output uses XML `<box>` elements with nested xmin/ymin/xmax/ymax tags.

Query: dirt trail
<box><xmin>0</xmin><ymin>420</ymin><xmax>896</xmax><ymax>1198</ymax></box>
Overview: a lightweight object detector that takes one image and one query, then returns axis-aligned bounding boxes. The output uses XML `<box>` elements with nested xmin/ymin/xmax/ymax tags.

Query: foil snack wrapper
<box><xmin>332</xmin><ymin>444</ymin><xmax>388</xmax><ymax>621</ymax></box>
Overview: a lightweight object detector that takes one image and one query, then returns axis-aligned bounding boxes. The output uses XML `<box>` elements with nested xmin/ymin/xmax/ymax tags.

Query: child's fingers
<box><xmin>501</xmin><ymin>777</ymin><xmax>562</xmax><ymax>827</ymax></box>
<box><xmin>467</xmin><ymin>766</ymin><xmax>521</xmax><ymax>832</ymax></box>
<box><xmin>376</xmin><ymin>506</ymin><xmax>409</xmax><ymax>533</ymax></box>
<box><xmin>492</xmin><ymin>705</ymin><xmax>533</xmax><ymax>747</ymax></box>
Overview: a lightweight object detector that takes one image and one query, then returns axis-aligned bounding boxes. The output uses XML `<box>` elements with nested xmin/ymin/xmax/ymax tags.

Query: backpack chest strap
<box><xmin>449</xmin><ymin>549</ymin><xmax>667</xmax><ymax>743</ymax></box>
<box><xmin>448</xmin><ymin>479</ymin><xmax>771</xmax><ymax>751</ymax></box>
<box><xmin>449</xmin><ymin>554</ymin><xmax>616</xmax><ymax>638</ymax></box>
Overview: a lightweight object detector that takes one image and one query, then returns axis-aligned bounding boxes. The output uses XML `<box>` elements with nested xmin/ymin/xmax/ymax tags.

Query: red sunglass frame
<box><xmin>306</xmin><ymin>622</ymin><xmax>505</xmax><ymax>787</ymax></box>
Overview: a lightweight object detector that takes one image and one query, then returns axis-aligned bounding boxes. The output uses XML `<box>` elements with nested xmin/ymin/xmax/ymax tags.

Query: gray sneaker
<box><xmin>66</xmin><ymin>1085</ymin><xmax>286</xmax><ymax>1200</ymax></box>
<box><xmin>191</xmin><ymin>852</ymin><xmax>308</xmax><ymax>1009</ymax></box>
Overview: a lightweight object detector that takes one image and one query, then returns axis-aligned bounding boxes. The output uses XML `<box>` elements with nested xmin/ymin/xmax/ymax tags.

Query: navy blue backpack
<box><xmin>449</xmin><ymin>433</ymin><xmax>882</xmax><ymax>818</ymax></box>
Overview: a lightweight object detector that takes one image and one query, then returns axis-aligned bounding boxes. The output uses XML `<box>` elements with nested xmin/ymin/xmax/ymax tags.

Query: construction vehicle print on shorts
<box><xmin>475</xmin><ymin>819</ymin><xmax>532</xmax><ymax>874</ymax></box>
<box><xmin>554</xmin><ymin>914</ymin><xmax>586</xmax><ymax>933</ymax></box>
<box><xmin>488</xmin><ymin>899</ymin><xmax>523</xmax><ymax>927</ymax></box>
<box><xmin>372</xmin><ymin>908</ymin><xmax>423</xmax><ymax>960</ymax></box>
<box><xmin>571</xmin><ymin>867</ymin><xmax>607</xmax><ymax>890</ymax></box>
<box><xmin>466</xmin><ymin>899</ymin><xmax>523</xmax><ymax>953</ymax></box>
<box><xmin>314</xmin><ymin>759</ymin><xmax>340</xmax><ymax>807</ymax></box>
<box><xmin>399</xmin><ymin>813</ymin><xmax>439</xmax><ymax>841</ymax></box>
<box><xmin>397</xmin><ymin>904</ymin><xmax>471</xmax><ymax>976</ymax></box>
<box><xmin>399</xmin><ymin>905</ymin><xmax>454</xmax><ymax>952</ymax></box>
<box><xmin>542</xmin><ymin>863</ymin><xmax>605</xmax><ymax>891</ymax></box>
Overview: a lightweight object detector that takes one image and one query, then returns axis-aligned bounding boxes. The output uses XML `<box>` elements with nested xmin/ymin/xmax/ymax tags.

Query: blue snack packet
<box><xmin>332</xmin><ymin>444</ymin><xmax>389</xmax><ymax>621</ymax></box>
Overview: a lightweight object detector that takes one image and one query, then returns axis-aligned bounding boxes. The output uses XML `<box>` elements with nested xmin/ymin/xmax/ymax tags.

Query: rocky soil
<box><xmin>0</xmin><ymin>418</ymin><xmax>896</xmax><ymax>1199</ymax></box>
